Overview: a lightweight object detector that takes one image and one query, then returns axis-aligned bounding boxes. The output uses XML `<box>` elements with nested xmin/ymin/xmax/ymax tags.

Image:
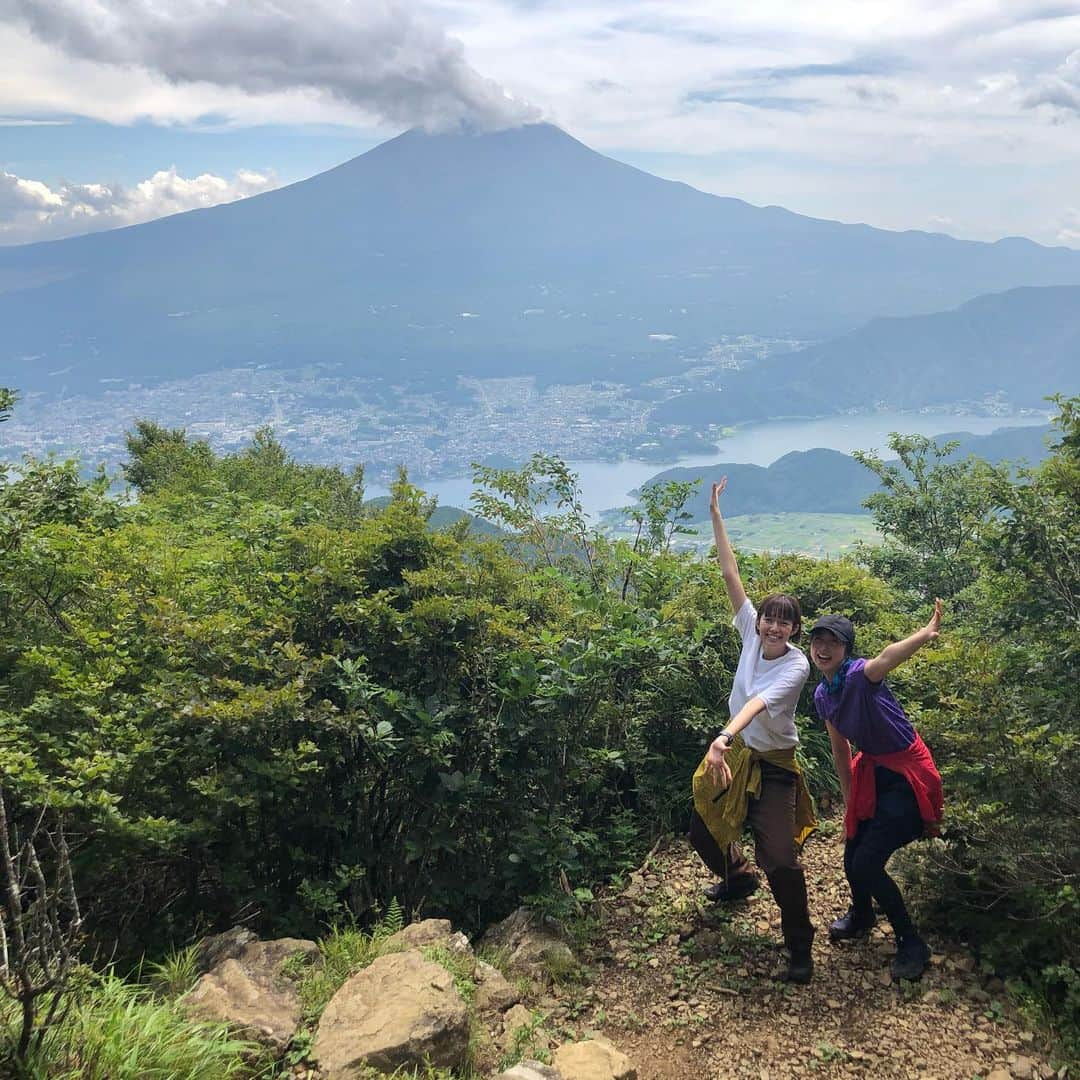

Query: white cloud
<box><xmin>0</xmin><ymin>1</ymin><xmax>1078</xmax><ymax>243</ymax></box>
<box><xmin>0</xmin><ymin>117</ymin><xmax>70</xmax><ymax>126</ymax></box>
<box><xmin>0</xmin><ymin>166</ymin><xmax>278</xmax><ymax>245</ymax></box>
<box><xmin>1058</xmin><ymin>207</ymin><xmax>1080</xmax><ymax>246</ymax></box>
<box><xmin>1024</xmin><ymin>48</ymin><xmax>1080</xmax><ymax>115</ymax></box>
<box><xmin>0</xmin><ymin>0</ymin><xmax>539</xmax><ymax>131</ymax></box>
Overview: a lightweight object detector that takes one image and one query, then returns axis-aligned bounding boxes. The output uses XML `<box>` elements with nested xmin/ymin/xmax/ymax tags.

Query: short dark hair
<box><xmin>757</xmin><ymin>593</ymin><xmax>803</xmax><ymax>642</ymax></box>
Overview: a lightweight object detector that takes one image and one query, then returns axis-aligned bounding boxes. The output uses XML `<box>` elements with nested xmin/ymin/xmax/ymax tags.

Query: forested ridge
<box><xmin>1</xmin><ymin>388</ymin><xmax>1077</xmax><ymax>1073</ymax></box>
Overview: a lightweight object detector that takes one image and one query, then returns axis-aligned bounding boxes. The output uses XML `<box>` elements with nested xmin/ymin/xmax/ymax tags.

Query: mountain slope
<box><xmin>2</xmin><ymin>124</ymin><xmax>1080</xmax><ymax>395</ymax></box>
<box><xmin>650</xmin><ymin>285</ymin><xmax>1080</xmax><ymax>426</ymax></box>
<box><xmin>637</xmin><ymin>424</ymin><xmax>1055</xmax><ymax>518</ymax></box>
<box><xmin>780</xmin><ymin>285</ymin><xmax>1080</xmax><ymax>411</ymax></box>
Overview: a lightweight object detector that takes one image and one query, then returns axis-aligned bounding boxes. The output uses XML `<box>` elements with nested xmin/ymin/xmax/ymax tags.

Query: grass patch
<box><xmin>668</xmin><ymin>513</ymin><xmax>881</xmax><ymax>558</ymax></box>
<box><xmin>496</xmin><ymin>1010</ymin><xmax>552</xmax><ymax>1072</ymax></box>
<box><xmin>295</xmin><ymin>923</ymin><xmax>406</xmax><ymax>1024</ymax></box>
<box><xmin>1</xmin><ymin>972</ymin><xmax>268</xmax><ymax>1080</ymax></box>
<box><xmin>144</xmin><ymin>944</ymin><xmax>201</xmax><ymax>1000</ymax></box>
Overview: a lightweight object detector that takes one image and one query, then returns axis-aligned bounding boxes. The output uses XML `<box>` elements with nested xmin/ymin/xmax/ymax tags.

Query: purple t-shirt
<box><xmin>813</xmin><ymin>658</ymin><xmax>915</xmax><ymax>755</ymax></box>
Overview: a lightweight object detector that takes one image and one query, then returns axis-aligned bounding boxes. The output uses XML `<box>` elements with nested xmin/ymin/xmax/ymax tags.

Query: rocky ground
<box><xmin>195</xmin><ymin>821</ymin><xmax>1068</xmax><ymax>1079</ymax></box>
<box><xmin>530</xmin><ymin>823</ymin><xmax>1064</xmax><ymax>1080</ymax></box>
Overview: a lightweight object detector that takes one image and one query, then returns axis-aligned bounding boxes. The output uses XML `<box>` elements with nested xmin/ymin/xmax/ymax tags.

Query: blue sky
<box><xmin>1</xmin><ymin>0</ymin><xmax>1078</xmax><ymax>247</ymax></box>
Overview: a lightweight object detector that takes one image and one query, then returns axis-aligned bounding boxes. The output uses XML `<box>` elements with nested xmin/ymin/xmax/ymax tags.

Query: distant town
<box><xmin>2</xmin><ymin>336</ymin><xmax>807</xmax><ymax>483</ymax></box>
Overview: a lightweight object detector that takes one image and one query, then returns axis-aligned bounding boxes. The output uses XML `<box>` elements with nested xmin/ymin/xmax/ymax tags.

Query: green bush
<box><xmin>4</xmin><ymin>401</ymin><xmax>1077</xmax><ymax>1057</ymax></box>
<box><xmin>853</xmin><ymin>399</ymin><xmax>1080</xmax><ymax>1051</ymax></box>
<box><xmin>0</xmin><ymin>438</ymin><xmax>900</xmax><ymax>958</ymax></box>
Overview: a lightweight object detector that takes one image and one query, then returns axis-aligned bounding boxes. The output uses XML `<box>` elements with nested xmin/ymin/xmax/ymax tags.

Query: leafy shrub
<box><xmin>5</xmin><ymin>401</ymin><xmax>1078</xmax><ymax>1060</ymax></box>
<box><xmin>852</xmin><ymin>399</ymin><xmax>1080</xmax><ymax>1051</ymax></box>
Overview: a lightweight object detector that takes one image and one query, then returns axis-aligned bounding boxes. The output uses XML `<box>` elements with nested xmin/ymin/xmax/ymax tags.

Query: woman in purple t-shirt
<box><xmin>808</xmin><ymin>602</ymin><xmax>944</xmax><ymax>981</ymax></box>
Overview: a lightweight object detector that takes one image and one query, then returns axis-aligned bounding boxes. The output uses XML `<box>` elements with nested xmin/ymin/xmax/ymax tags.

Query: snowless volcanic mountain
<box><xmin>2</xmin><ymin>122</ymin><xmax>1080</xmax><ymax>395</ymax></box>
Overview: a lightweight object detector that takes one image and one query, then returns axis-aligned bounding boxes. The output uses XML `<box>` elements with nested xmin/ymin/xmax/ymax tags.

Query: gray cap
<box><xmin>808</xmin><ymin>614</ymin><xmax>855</xmax><ymax>651</ymax></box>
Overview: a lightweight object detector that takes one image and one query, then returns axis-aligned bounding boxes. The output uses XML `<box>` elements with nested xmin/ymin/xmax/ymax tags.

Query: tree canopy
<box><xmin>1</xmin><ymin>396</ymin><xmax>1077</xmax><ymax>1053</ymax></box>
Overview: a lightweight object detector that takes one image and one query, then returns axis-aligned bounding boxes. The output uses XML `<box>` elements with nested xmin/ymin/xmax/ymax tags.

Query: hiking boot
<box><xmin>703</xmin><ymin>875</ymin><xmax>759</xmax><ymax>903</ymax></box>
<box><xmin>890</xmin><ymin>935</ymin><xmax>932</xmax><ymax>981</ymax></box>
<box><xmin>783</xmin><ymin>948</ymin><xmax>814</xmax><ymax>984</ymax></box>
<box><xmin>828</xmin><ymin>907</ymin><xmax>876</xmax><ymax>942</ymax></box>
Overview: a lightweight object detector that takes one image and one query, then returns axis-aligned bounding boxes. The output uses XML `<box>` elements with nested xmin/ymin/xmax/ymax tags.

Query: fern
<box><xmin>375</xmin><ymin>896</ymin><xmax>405</xmax><ymax>939</ymax></box>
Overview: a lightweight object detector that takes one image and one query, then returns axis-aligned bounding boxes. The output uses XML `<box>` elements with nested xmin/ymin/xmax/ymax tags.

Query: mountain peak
<box><xmin>2</xmin><ymin>121</ymin><xmax>1080</xmax><ymax>396</ymax></box>
<box><xmin>335</xmin><ymin>120</ymin><xmax>607</xmax><ymax>180</ymax></box>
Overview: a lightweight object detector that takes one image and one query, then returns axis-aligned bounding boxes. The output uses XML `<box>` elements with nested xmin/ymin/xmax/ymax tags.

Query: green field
<box><xmin>673</xmin><ymin>513</ymin><xmax>880</xmax><ymax>558</ymax></box>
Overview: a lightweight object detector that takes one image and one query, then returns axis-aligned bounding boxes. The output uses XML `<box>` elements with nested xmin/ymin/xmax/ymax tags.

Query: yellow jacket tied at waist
<box><xmin>692</xmin><ymin>737</ymin><xmax>817</xmax><ymax>850</ymax></box>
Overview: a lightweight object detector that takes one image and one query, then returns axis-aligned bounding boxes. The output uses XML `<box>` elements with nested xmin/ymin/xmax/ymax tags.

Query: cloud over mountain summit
<box><xmin>2</xmin><ymin>0</ymin><xmax>539</xmax><ymax>131</ymax></box>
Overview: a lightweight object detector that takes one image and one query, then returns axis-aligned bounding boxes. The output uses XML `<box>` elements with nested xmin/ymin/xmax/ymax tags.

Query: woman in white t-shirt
<box><xmin>688</xmin><ymin>476</ymin><xmax>817</xmax><ymax>983</ymax></box>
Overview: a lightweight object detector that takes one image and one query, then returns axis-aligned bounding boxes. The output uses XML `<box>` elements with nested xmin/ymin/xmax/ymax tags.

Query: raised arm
<box><xmin>863</xmin><ymin>598</ymin><xmax>942</xmax><ymax>684</ymax></box>
<box><xmin>710</xmin><ymin>477</ymin><xmax>747</xmax><ymax>615</ymax></box>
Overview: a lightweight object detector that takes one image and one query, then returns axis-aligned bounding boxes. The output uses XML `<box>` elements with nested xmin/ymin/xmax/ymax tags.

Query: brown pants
<box><xmin>689</xmin><ymin>760</ymin><xmax>814</xmax><ymax>953</ymax></box>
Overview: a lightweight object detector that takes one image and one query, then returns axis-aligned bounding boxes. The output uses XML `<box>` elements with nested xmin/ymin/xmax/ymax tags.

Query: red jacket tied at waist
<box><xmin>845</xmin><ymin>731</ymin><xmax>943</xmax><ymax>840</ymax></box>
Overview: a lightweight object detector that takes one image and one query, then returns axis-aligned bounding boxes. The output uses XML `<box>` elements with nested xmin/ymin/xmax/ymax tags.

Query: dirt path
<box><xmin>546</xmin><ymin>826</ymin><xmax>1062</xmax><ymax>1080</ymax></box>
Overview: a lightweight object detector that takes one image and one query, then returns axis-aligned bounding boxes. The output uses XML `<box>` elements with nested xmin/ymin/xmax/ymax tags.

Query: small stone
<box><xmin>474</xmin><ymin>960</ymin><xmax>521</xmax><ymax>1012</ymax></box>
<box><xmin>496</xmin><ymin>1063</ymin><xmax>561</xmax><ymax>1080</ymax></box>
<box><xmin>503</xmin><ymin>1003</ymin><xmax>535</xmax><ymax>1034</ymax></box>
<box><xmin>553</xmin><ymin>1037</ymin><xmax>636</xmax><ymax>1080</ymax></box>
<box><xmin>1011</xmin><ymin>1055</ymin><xmax>1036</xmax><ymax>1079</ymax></box>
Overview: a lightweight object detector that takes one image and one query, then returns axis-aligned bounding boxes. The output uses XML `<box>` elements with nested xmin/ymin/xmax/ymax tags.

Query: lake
<box><xmin>368</xmin><ymin>411</ymin><xmax>1050</xmax><ymax>519</ymax></box>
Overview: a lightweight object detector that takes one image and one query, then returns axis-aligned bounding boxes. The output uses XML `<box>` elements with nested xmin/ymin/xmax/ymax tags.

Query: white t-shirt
<box><xmin>727</xmin><ymin>599</ymin><xmax>810</xmax><ymax>752</ymax></box>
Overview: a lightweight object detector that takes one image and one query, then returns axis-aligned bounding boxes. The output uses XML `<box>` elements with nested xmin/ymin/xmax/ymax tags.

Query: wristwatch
<box><xmin>718</xmin><ymin>731</ymin><xmax>735</xmax><ymax>747</ymax></box>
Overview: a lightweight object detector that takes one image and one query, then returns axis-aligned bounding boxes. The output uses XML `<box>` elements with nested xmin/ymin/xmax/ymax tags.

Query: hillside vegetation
<box><xmin>632</xmin><ymin>423</ymin><xmax>1054</xmax><ymax>520</ymax></box>
<box><xmin>648</xmin><ymin>286</ymin><xmax>1080</xmax><ymax>427</ymax></box>
<box><xmin>1</xmin><ymin>392</ymin><xmax>1077</xmax><ymax>1069</ymax></box>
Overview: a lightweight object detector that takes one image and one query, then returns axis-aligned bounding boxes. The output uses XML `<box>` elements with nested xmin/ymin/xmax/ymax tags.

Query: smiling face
<box><xmin>809</xmin><ymin>629</ymin><xmax>848</xmax><ymax>677</ymax></box>
<box><xmin>755</xmin><ymin>594</ymin><xmax>802</xmax><ymax>660</ymax></box>
<box><xmin>758</xmin><ymin>612</ymin><xmax>797</xmax><ymax>659</ymax></box>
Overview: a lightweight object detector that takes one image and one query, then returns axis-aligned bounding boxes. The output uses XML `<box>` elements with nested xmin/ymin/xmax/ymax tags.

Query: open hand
<box><xmin>705</xmin><ymin>738</ymin><xmax>732</xmax><ymax>789</ymax></box>
<box><xmin>710</xmin><ymin>476</ymin><xmax>728</xmax><ymax>517</ymax></box>
<box><xmin>925</xmin><ymin>597</ymin><xmax>943</xmax><ymax>641</ymax></box>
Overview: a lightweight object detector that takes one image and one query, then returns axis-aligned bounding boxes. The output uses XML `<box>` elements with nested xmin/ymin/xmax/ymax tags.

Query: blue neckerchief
<box><xmin>820</xmin><ymin>657</ymin><xmax>854</xmax><ymax>697</ymax></box>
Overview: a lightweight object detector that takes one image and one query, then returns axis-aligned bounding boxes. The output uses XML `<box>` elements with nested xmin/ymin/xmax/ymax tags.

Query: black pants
<box><xmin>689</xmin><ymin>761</ymin><xmax>814</xmax><ymax>953</ymax></box>
<box><xmin>844</xmin><ymin>765</ymin><xmax>924</xmax><ymax>939</ymax></box>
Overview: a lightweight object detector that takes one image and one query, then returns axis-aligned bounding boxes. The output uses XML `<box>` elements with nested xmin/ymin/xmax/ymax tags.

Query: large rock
<box><xmin>553</xmin><ymin>1038</ymin><xmax>637</xmax><ymax>1080</ymax></box>
<box><xmin>481</xmin><ymin>908</ymin><xmax>576</xmax><ymax>979</ymax></box>
<box><xmin>474</xmin><ymin>959</ymin><xmax>521</xmax><ymax>1012</ymax></box>
<box><xmin>184</xmin><ymin>937</ymin><xmax>319</xmax><ymax>1053</ymax></box>
<box><xmin>193</xmin><ymin>925</ymin><xmax>258</xmax><ymax>974</ymax></box>
<box><xmin>496</xmin><ymin>1063</ymin><xmax>563</xmax><ymax>1080</ymax></box>
<box><xmin>313</xmin><ymin>950</ymin><xmax>470</xmax><ymax>1078</ymax></box>
<box><xmin>384</xmin><ymin>918</ymin><xmax>474</xmax><ymax>972</ymax></box>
